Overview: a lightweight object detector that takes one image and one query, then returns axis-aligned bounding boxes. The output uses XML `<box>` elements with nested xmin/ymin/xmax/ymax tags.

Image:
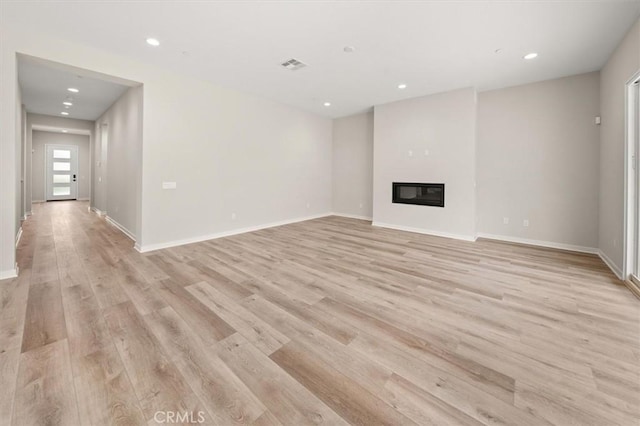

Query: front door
<box><xmin>45</xmin><ymin>144</ymin><xmax>78</xmax><ymax>201</ymax></box>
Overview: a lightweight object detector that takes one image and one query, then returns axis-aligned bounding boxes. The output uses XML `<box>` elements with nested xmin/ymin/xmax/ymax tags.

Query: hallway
<box><xmin>1</xmin><ymin>201</ymin><xmax>639</xmax><ymax>425</ymax></box>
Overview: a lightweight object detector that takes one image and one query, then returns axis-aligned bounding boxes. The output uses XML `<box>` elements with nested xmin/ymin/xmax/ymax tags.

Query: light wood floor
<box><xmin>1</xmin><ymin>201</ymin><xmax>639</xmax><ymax>425</ymax></box>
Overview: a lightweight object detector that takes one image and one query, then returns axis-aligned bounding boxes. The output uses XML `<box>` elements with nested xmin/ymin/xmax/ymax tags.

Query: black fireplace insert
<box><xmin>392</xmin><ymin>182</ymin><xmax>444</xmax><ymax>207</ymax></box>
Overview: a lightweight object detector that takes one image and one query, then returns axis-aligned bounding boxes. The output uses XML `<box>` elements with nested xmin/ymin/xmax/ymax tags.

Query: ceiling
<box><xmin>5</xmin><ymin>1</ymin><xmax>640</xmax><ymax>118</ymax></box>
<box><xmin>18</xmin><ymin>57</ymin><xmax>131</xmax><ymax>121</ymax></box>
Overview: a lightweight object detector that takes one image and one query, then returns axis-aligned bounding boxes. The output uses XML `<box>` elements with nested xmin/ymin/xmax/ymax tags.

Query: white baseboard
<box><xmin>330</xmin><ymin>212</ymin><xmax>373</xmax><ymax>221</ymax></box>
<box><xmin>598</xmin><ymin>249</ymin><xmax>623</xmax><ymax>280</ymax></box>
<box><xmin>0</xmin><ymin>268</ymin><xmax>18</xmax><ymax>280</ymax></box>
<box><xmin>627</xmin><ymin>275</ymin><xmax>640</xmax><ymax>299</ymax></box>
<box><xmin>137</xmin><ymin>212</ymin><xmax>332</xmax><ymax>253</ymax></box>
<box><xmin>476</xmin><ymin>233</ymin><xmax>598</xmax><ymax>255</ymax></box>
<box><xmin>15</xmin><ymin>227</ymin><xmax>23</xmax><ymax>248</ymax></box>
<box><xmin>32</xmin><ymin>200</ymin><xmax>44</xmax><ymax>203</ymax></box>
<box><xmin>90</xmin><ymin>206</ymin><xmax>106</xmax><ymax>217</ymax></box>
<box><xmin>105</xmin><ymin>216</ymin><xmax>136</xmax><ymax>242</ymax></box>
<box><xmin>372</xmin><ymin>221</ymin><xmax>477</xmax><ymax>242</ymax></box>
<box><xmin>77</xmin><ymin>197</ymin><xmax>90</xmax><ymax>201</ymax></box>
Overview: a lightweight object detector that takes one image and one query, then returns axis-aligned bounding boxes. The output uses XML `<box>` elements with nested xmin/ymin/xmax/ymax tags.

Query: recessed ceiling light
<box><xmin>146</xmin><ymin>38</ymin><xmax>160</xmax><ymax>47</ymax></box>
<box><xmin>60</xmin><ymin>112</ymin><xmax>69</xmax><ymax>116</ymax></box>
<box><xmin>524</xmin><ymin>52</ymin><xmax>538</xmax><ymax>60</ymax></box>
<box><xmin>343</xmin><ymin>46</ymin><xmax>356</xmax><ymax>53</ymax></box>
<box><xmin>398</xmin><ymin>83</ymin><xmax>407</xmax><ymax>89</ymax></box>
<box><xmin>62</xmin><ymin>130</ymin><xmax>68</xmax><ymax>133</ymax></box>
<box><xmin>63</xmin><ymin>101</ymin><xmax>73</xmax><ymax>106</ymax></box>
<box><xmin>323</xmin><ymin>102</ymin><xmax>331</xmax><ymax>107</ymax></box>
<box><xmin>67</xmin><ymin>87</ymin><xmax>79</xmax><ymax>93</ymax></box>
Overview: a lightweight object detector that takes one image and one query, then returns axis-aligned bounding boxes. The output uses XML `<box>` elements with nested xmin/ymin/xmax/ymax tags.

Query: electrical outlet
<box><xmin>359</xmin><ymin>202</ymin><xmax>363</xmax><ymax>209</ymax></box>
<box><xmin>408</xmin><ymin>150</ymin><xmax>413</xmax><ymax>157</ymax></box>
<box><xmin>523</xmin><ymin>219</ymin><xmax>529</xmax><ymax>227</ymax></box>
<box><xmin>424</xmin><ymin>149</ymin><xmax>429</xmax><ymax>156</ymax></box>
<box><xmin>306</xmin><ymin>202</ymin><xmax>310</xmax><ymax>209</ymax></box>
<box><xmin>503</xmin><ymin>217</ymin><xmax>509</xmax><ymax>225</ymax></box>
<box><xmin>231</xmin><ymin>213</ymin><xmax>237</xmax><ymax>220</ymax></box>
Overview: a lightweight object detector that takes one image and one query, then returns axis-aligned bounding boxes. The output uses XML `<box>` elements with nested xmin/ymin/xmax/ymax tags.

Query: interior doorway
<box><xmin>17</xmin><ymin>54</ymin><xmax>142</xmax><ymax>246</ymax></box>
<box><xmin>45</xmin><ymin>144</ymin><xmax>78</xmax><ymax>201</ymax></box>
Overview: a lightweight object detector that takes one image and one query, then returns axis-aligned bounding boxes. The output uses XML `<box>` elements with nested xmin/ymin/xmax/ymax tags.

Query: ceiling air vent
<box><xmin>280</xmin><ymin>58</ymin><xmax>307</xmax><ymax>71</ymax></box>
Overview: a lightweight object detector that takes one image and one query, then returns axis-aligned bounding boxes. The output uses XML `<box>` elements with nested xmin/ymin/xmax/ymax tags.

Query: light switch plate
<box><xmin>162</xmin><ymin>181</ymin><xmax>177</xmax><ymax>190</ymax></box>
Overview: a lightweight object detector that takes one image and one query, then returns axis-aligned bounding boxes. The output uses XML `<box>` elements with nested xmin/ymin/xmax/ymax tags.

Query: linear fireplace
<box><xmin>392</xmin><ymin>182</ymin><xmax>445</xmax><ymax>207</ymax></box>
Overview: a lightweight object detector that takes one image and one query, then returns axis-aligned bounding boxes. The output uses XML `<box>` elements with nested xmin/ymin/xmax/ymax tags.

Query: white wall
<box><xmin>138</xmin><ymin>77</ymin><xmax>332</xmax><ymax>250</ymax></box>
<box><xmin>477</xmin><ymin>72</ymin><xmax>601</xmax><ymax>251</ymax></box>
<box><xmin>31</xmin><ymin>131</ymin><xmax>91</xmax><ymax>202</ymax></box>
<box><xmin>2</xmin><ymin>58</ymin><xmax>16</xmax><ymax>275</ymax></box>
<box><xmin>599</xmin><ymin>18</ymin><xmax>640</xmax><ymax>273</ymax></box>
<box><xmin>373</xmin><ymin>88</ymin><xmax>477</xmax><ymax>240</ymax></box>
<box><xmin>1</xmin><ymin>24</ymin><xmax>333</xmax><ymax>271</ymax></box>
<box><xmin>95</xmin><ymin>86</ymin><xmax>143</xmax><ymax>238</ymax></box>
<box><xmin>332</xmin><ymin>111</ymin><xmax>373</xmax><ymax>219</ymax></box>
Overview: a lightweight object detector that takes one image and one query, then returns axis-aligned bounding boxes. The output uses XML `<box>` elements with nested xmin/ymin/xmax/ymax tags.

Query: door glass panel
<box><xmin>53</xmin><ymin>174</ymin><xmax>71</xmax><ymax>183</ymax></box>
<box><xmin>53</xmin><ymin>187</ymin><xmax>71</xmax><ymax>196</ymax></box>
<box><xmin>53</xmin><ymin>162</ymin><xmax>71</xmax><ymax>171</ymax></box>
<box><xmin>53</xmin><ymin>149</ymin><xmax>71</xmax><ymax>159</ymax></box>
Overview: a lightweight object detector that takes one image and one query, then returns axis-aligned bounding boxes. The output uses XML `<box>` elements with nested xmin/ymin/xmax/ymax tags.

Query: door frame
<box><xmin>44</xmin><ymin>143</ymin><xmax>79</xmax><ymax>201</ymax></box>
<box><xmin>623</xmin><ymin>70</ymin><xmax>640</xmax><ymax>280</ymax></box>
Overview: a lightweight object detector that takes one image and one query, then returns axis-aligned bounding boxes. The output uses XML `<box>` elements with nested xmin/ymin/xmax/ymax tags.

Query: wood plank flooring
<box><xmin>1</xmin><ymin>200</ymin><xmax>639</xmax><ymax>425</ymax></box>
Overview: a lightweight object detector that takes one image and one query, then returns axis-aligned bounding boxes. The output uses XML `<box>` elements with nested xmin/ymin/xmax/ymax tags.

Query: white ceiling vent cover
<box><xmin>280</xmin><ymin>58</ymin><xmax>307</xmax><ymax>71</ymax></box>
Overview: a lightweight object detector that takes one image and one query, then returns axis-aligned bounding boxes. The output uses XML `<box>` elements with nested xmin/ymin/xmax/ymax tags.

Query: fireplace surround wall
<box><xmin>372</xmin><ymin>87</ymin><xmax>477</xmax><ymax>240</ymax></box>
